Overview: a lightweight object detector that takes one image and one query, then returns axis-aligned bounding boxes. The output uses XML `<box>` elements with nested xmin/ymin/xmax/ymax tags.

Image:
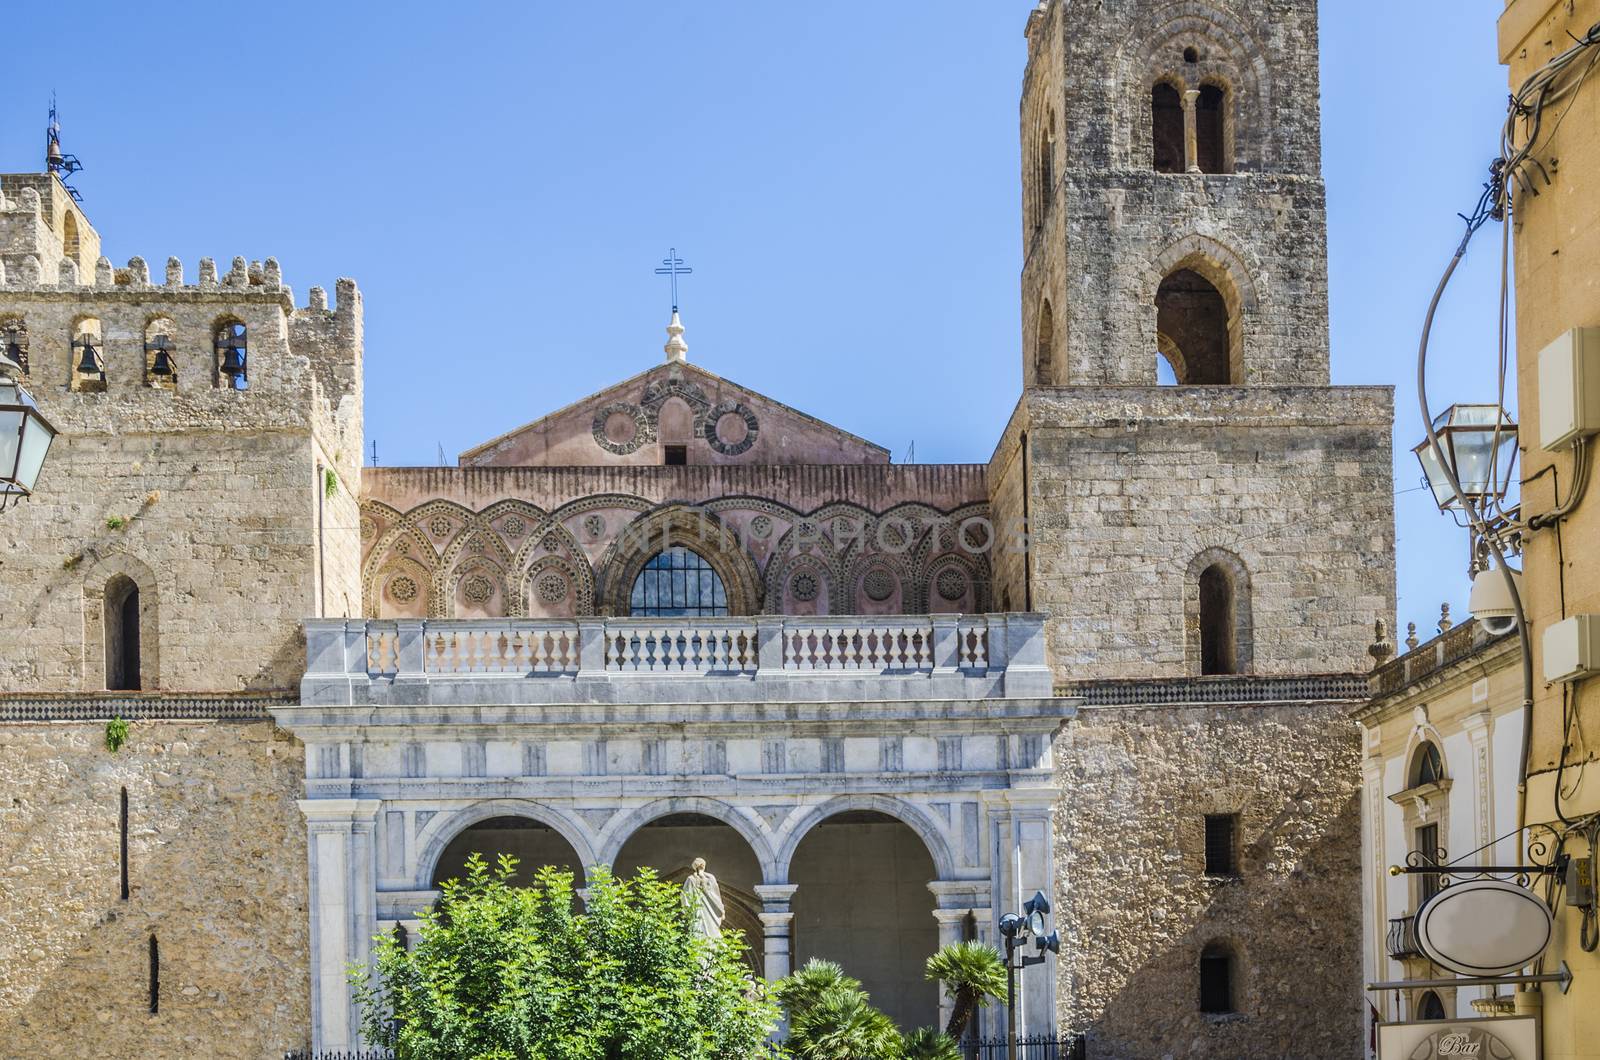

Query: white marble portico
<box><xmin>277</xmin><ymin>613</ymin><xmax>1068</xmax><ymax>1050</ymax></box>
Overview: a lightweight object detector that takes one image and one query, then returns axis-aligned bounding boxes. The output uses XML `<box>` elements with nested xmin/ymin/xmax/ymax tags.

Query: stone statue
<box><xmin>681</xmin><ymin>857</ymin><xmax>725</xmax><ymax>941</ymax></box>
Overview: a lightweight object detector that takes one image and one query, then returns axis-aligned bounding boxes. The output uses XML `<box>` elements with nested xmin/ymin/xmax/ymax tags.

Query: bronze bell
<box><xmin>220</xmin><ymin>343</ymin><xmax>245</xmax><ymax>379</ymax></box>
<box><xmin>148</xmin><ymin>336</ymin><xmax>174</xmax><ymax>378</ymax></box>
<box><xmin>74</xmin><ymin>336</ymin><xmax>102</xmax><ymax>376</ymax></box>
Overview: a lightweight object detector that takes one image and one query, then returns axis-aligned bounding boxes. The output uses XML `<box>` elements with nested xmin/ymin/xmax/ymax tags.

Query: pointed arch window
<box><xmin>1409</xmin><ymin>741</ymin><xmax>1445</xmax><ymax>788</ymax></box>
<box><xmin>629</xmin><ymin>547</ymin><xmax>729</xmax><ymax>617</ymax></box>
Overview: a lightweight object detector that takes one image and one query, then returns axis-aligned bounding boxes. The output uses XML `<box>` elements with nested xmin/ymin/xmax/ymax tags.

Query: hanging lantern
<box><xmin>1413</xmin><ymin>404</ymin><xmax>1519</xmax><ymax>512</ymax></box>
<box><xmin>0</xmin><ymin>348</ymin><xmax>57</xmax><ymax>509</ymax></box>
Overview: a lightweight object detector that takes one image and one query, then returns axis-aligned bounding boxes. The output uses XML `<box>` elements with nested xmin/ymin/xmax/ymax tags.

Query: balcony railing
<box><xmin>1387</xmin><ymin>914</ymin><xmax>1422</xmax><ymax>960</ymax></box>
<box><xmin>300</xmin><ymin>614</ymin><xmax>1054</xmax><ymax>706</ymax></box>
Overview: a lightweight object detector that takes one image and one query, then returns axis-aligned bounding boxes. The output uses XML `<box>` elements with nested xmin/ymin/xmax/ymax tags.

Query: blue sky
<box><xmin>2</xmin><ymin>1</ymin><xmax>1511</xmax><ymax>638</ymax></box>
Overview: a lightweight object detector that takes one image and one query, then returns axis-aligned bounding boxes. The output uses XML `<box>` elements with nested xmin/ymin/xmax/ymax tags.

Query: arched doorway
<box><xmin>789</xmin><ymin>811</ymin><xmax>939</xmax><ymax>1032</ymax></box>
<box><xmin>613</xmin><ymin>813</ymin><xmax>766</xmax><ymax>974</ymax></box>
<box><xmin>431</xmin><ymin>815</ymin><xmax>585</xmax><ymax>889</ymax></box>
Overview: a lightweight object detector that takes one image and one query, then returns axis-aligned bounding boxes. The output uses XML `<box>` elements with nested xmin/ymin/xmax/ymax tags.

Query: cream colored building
<box><xmin>1356</xmin><ymin>619</ymin><xmax>1523</xmax><ymax>1036</ymax></box>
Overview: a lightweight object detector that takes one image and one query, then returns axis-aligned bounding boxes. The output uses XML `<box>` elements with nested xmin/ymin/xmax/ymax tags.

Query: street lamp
<box><xmin>998</xmin><ymin>890</ymin><xmax>1060</xmax><ymax>1060</ymax></box>
<box><xmin>0</xmin><ymin>348</ymin><xmax>57</xmax><ymax>511</ymax></box>
<box><xmin>1413</xmin><ymin>403</ymin><xmax>1519</xmax><ymax>514</ymax></box>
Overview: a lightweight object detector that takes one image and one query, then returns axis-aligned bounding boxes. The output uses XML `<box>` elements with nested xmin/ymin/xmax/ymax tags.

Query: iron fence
<box><xmin>964</xmin><ymin>1035</ymin><xmax>1087</xmax><ymax>1060</ymax></box>
<box><xmin>283</xmin><ymin>1052</ymin><xmax>393</xmax><ymax>1060</ymax></box>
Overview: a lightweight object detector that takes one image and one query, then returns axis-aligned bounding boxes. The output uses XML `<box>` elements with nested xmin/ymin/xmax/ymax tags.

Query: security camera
<box><xmin>1468</xmin><ymin>567</ymin><xmax>1523</xmax><ymax>636</ymax></box>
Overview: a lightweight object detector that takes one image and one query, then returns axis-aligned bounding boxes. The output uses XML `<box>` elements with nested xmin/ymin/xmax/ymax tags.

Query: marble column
<box><xmin>300</xmin><ymin>798</ymin><xmax>382</xmax><ymax>1052</ymax></box>
<box><xmin>1183</xmin><ymin>89</ymin><xmax>1202</xmax><ymax>173</ymax></box>
<box><xmin>929</xmin><ymin>879</ymin><xmax>993</xmax><ymax>1038</ymax></box>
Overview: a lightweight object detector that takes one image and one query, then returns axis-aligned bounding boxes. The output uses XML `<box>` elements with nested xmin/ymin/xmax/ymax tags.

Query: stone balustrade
<box><xmin>301</xmin><ymin>613</ymin><xmax>1051</xmax><ymax>706</ymax></box>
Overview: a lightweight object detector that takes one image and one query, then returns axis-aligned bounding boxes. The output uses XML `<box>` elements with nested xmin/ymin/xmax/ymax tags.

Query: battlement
<box><xmin>0</xmin><ymin>251</ymin><xmax>360</xmax><ymax>440</ymax></box>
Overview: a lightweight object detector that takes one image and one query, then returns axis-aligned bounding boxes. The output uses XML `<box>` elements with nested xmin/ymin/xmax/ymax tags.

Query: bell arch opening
<box><xmin>788</xmin><ymin>810</ymin><xmax>939</xmax><ymax>1032</ymax></box>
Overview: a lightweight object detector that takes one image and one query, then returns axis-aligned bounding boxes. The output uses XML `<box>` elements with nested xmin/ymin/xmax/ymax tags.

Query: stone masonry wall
<box><xmin>992</xmin><ymin>386</ymin><xmax>1394</xmax><ymax>682</ymax></box>
<box><xmin>1054</xmin><ymin>701</ymin><xmax>1363</xmax><ymax>1059</ymax></box>
<box><xmin>0</xmin><ymin>720</ymin><xmax>310</xmax><ymax>1059</ymax></box>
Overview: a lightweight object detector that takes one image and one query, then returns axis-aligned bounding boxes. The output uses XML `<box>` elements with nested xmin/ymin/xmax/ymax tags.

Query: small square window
<box><xmin>1204</xmin><ymin>814</ymin><xmax>1238</xmax><ymax>877</ymax></box>
<box><xmin>664</xmin><ymin>445</ymin><xmax>687</xmax><ymax>466</ymax></box>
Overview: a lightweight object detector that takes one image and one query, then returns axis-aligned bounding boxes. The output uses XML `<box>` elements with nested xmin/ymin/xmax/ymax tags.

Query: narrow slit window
<box><xmin>104</xmin><ymin>576</ymin><xmax>142</xmax><ymax>691</ymax></box>
<box><xmin>1199</xmin><ymin>564</ymin><xmax>1238</xmax><ymax>675</ymax></box>
<box><xmin>148</xmin><ymin>935</ymin><xmax>160</xmax><ymax>1014</ymax></box>
<box><xmin>120</xmin><ymin>787</ymin><xmax>130</xmax><ymax>900</ymax></box>
<box><xmin>1204</xmin><ymin>813</ymin><xmax>1238</xmax><ymax>876</ymax></box>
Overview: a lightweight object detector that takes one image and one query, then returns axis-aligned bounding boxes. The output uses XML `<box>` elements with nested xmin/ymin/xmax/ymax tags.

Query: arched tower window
<box><xmin>629</xmin><ymin>547</ymin><xmax>729</xmax><ymax>617</ymax></box>
<box><xmin>213</xmin><ymin>320</ymin><xmax>248</xmax><ymax>390</ymax></box>
<box><xmin>1156</xmin><ymin>269</ymin><xmax>1231</xmax><ymax>385</ymax></box>
<box><xmin>1152</xmin><ymin>82</ymin><xmax>1185</xmax><ymax>173</ymax></box>
<box><xmin>1198</xmin><ymin>563</ymin><xmax>1237</xmax><ymax>676</ymax></box>
<box><xmin>61</xmin><ymin>211</ymin><xmax>80</xmax><ymax>266</ymax></box>
<box><xmin>1035</xmin><ymin>299</ymin><xmax>1056</xmax><ymax>384</ymax></box>
<box><xmin>1196</xmin><ymin>83</ymin><xmax>1228</xmax><ymax>174</ymax></box>
<box><xmin>1416</xmin><ymin>991</ymin><xmax>1447</xmax><ymax>1020</ymax></box>
<box><xmin>105</xmin><ymin>575</ymin><xmax>142</xmax><ymax>691</ymax></box>
<box><xmin>1199</xmin><ymin>942</ymin><xmax>1236</xmax><ymax>1014</ymax></box>
<box><xmin>1039</xmin><ymin>110</ymin><xmax>1057</xmax><ymax>214</ymax></box>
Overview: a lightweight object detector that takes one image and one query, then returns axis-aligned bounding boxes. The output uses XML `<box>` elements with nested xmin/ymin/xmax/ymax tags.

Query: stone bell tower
<box><xmin>1019</xmin><ymin>0</ymin><xmax>1331</xmax><ymax>389</ymax></box>
<box><xmin>992</xmin><ymin>2</ymin><xmax>1396</xmax><ymax>1054</ymax></box>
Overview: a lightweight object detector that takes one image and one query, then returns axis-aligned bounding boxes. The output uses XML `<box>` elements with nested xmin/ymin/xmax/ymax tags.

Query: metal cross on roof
<box><xmin>654</xmin><ymin>248</ymin><xmax>693</xmax><ymax>312</ymax></box>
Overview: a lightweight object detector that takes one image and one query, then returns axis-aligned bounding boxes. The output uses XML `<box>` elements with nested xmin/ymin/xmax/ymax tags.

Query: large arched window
<box><xmin>1152</xmin><ymin>82</ymin><xmax>1185</xmax><ymax>173</ymax></box>
<box><xmin>1157</xmin><ymin>269</ymin><xmax>1231</xmax><ymax>385</ymax></box>
<box><xmin>105</xmin><ymin>575</ymin><xmax>142</xmax><ymax>691</ymax></box>
<box><xmin>629</xmin><ymin>547</ymin><xmax>729</xmax><ymax>617</ymax></box>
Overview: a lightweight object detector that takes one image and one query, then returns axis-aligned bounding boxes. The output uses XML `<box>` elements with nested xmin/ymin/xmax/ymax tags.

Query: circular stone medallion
<box><xmin>388</xmin><ymin>575</ymin><xmax>418</xmax><ymax>602</ymax></box>
<box><xmin>790</xmin><ymin>571</ymin><xmax>820</xmax><ymax>602</ymax></box>
<box><xmin>462</xmin><ymin>575</ymin><xmax>494</xmax><ymax>603</ymax></box>
<box><xmin>863</xmin><ymin>569</ymin><xmax>896</xmax><ymax>602</ymax></box>
<box><xmin>537</xmin><ymin>573</ymin><xmax>569</xmax><ymax>603</ymax></box>
<box><xmin>936</xmin><ymin>568</ymin><xmax>967</xmax><ymax>602</ymax></box>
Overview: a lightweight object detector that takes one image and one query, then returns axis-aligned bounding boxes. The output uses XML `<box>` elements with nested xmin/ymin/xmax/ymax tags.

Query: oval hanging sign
<box><xmin>1415</xmin><ymin>878</ymin><xmax>1553</xmax><ymax>977</ymax></box>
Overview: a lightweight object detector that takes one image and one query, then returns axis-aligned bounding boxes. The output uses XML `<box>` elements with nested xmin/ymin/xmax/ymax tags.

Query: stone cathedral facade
<box><xmin>0</xmin><ymin>2</ymin><xmax>1392</xmax><ymax>1058</ymax></box>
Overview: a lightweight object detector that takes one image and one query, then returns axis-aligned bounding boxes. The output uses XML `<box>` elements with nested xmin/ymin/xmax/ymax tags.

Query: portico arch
<box><xmin>783</xmin><ymin>801</ymin><xmax>945</xmax><ymax>1032</ymax></box>
<box><xmin>414</xmin><ymin>800</ymin><xmax>597</xmax><ymax>890</ymax></box>
<box><xmin>597</xmin><ymin>797</ymin><xmax>779</xmax><ymax>880</ymax></box>
<box><xmin>776</xmin><ymin>795</ymin><xmax>955</xmax><ymax>881</ymax></box>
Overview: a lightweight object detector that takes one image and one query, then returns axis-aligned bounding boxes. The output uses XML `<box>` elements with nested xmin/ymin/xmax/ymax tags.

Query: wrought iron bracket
<box><xmin>1367</xmin><ymin>961</ymin><xmax>1571</xmax><ymax>995</ymax></box>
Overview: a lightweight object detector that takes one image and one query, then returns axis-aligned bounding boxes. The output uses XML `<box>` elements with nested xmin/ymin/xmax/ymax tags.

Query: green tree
<box><xmin>774</xmin><ymin>959</ymin><xmax>902</xmax><ymax>1060</ymax></box>
<box><xmin>352</xmin><ymin>854</ymin><xmax>778</xmax><ymax>1060</ymax></box>
<box><xmin>924</xmin><ymin>941</ymin><xmax>1007</xmax><ymax>1041</ymax></box>
<box><xmin>898</xmin><ymin>1029</ymin><xmax>962</xmax><ymax>1060</ymax></box>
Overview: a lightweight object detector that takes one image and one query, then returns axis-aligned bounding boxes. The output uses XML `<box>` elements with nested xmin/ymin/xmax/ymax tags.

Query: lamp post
<box><xmin>998</xmin><ymin>890</ymin><xmax>1060</xmax><ymax>1060</ymax></box>
<box><xmin>0</xmin><ymin>348</ymin><xmax>57</xmax><ymax>512</ymax></box>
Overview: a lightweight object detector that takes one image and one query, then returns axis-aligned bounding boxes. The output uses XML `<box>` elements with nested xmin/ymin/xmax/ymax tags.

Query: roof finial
<box><xmin>664</xmin><ymin>309</ymin><xmax>688</xmax><ymax>363</ymax></box>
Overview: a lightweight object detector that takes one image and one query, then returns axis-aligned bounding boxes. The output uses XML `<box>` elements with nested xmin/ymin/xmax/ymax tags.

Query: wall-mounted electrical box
<box><xmin>1544</xmin><ymin>615</ymin><xmax>1600</xmax><ymax>684</ymax></box>
<box><xmin>1538</xmin><ymin>326</ymin><xmax>1600</xmax><ymax>451</ymax></box>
